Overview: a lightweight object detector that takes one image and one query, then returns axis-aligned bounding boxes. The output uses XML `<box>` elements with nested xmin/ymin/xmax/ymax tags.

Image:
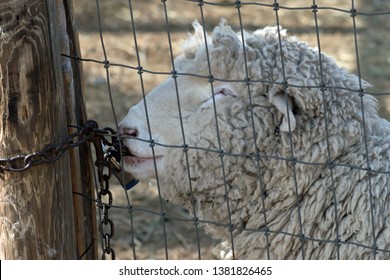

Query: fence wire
<box><xmin>72</xmin><ymin>0</ymin><xmax>390</xmax><ymax>259</ymax></box>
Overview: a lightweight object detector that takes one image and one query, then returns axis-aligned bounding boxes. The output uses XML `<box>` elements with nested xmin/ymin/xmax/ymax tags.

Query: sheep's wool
<box><xmin>119</xmin><ymin>21</ymin><xmax>390</xmax><ymax>259</ymax></box>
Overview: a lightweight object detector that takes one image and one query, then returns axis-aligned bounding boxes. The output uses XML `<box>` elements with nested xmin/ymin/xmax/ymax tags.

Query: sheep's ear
<box><xmin>183</xmin><ymin>20</ymin><xmax>211</xmax><ymax>59</ymax></box>
<box><xmin>268</xmin><ymin>87</ymin><xmax>296</xmax><ymax>132</ymax></box>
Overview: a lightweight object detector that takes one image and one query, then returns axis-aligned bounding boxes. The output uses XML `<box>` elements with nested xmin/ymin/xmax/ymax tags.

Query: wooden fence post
<box><xmin>58</xmin><ymin>0</ymin><xmax>98</xmax><ymax>259</ymax></box>
<box><xmin>0</xmin><ymin>0</ymin><xmax>97</xmax><ymax>259</ymax></box>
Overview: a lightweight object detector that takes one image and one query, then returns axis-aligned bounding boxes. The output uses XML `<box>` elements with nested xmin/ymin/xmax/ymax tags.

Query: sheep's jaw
<box><xmin>121</xmin><ymin>145</ymin><xmax>163</xmax><ymax>179</ymax></box>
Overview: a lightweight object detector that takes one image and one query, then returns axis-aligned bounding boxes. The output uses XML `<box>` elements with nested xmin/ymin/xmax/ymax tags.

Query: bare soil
<box><xmin>73</xmin><ymin>0</ymin><xmax>390</xmax><ymax>259</ymax></box>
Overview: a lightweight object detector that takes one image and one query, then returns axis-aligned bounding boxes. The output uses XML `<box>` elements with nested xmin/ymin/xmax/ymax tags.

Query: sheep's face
<box><xmin>118</xmin><ymin>75</ymin><xmax>239</xmax><ymax>179</ymax></box>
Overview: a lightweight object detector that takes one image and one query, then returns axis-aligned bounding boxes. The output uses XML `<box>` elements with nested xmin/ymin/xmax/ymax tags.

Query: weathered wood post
<box><xmin>0</xmin><ymin>0</ymin><xmax>97</xmax><ymax>259</ymax></box>
<box><xmin>58</xmin><ymin>0</ymin><xmax>98</xmax><ymax>259</ymax></box>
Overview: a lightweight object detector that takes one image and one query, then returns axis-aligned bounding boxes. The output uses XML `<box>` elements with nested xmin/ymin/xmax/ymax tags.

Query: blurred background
<box><xmin>73</xmin><ymin>0</ymin><xmax>390</xmax><ymax>259</ymax></box>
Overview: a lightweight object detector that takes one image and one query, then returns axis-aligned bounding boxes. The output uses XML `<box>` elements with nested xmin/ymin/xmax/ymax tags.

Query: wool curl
<box><xmin>129</xmin><ymin>20</ymin><xmax>390</xmax><ymax>259</ymax></box>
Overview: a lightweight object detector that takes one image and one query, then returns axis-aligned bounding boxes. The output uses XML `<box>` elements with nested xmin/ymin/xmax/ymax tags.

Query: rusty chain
<box><xmin>0</xmin><ymin>120</ymin><xmax>105</xmax><ymax>173</ymax></box>
<box><xmin>0</xmin><ymin>119</ymin><xmax>129</xmax><ymax>260</ymax></box>
<box><xmin>88</xmin><ymin>125</ymin><xmax>119</xmax><ymax>260</ymax></box>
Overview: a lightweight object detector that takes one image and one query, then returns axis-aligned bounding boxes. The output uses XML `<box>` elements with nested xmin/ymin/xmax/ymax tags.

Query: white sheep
<box><xmin>118</xmin><ymin>20</ymin><xmax>390</xmax><ymax>259</ymax></box>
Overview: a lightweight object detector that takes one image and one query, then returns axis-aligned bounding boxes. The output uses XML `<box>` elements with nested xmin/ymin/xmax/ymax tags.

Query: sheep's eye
<box><xmin>200</xmin><ymin>87</ymin><xmax>237</xmax><ymax>108</ymax></box>
<box><xmin>215</xmin><ymin>88</ymin><xmax>237</xmax><ymax>98</ymax></box>
<box><xmin>214</xmin><ymin>89</ymin><xmax>226</xmax><ymax>96</ymax></box>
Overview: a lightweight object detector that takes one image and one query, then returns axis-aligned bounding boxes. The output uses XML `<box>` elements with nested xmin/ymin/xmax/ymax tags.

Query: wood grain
<box><xmin>0</xmin><ymin>0</ymin><xmax>78</xmax><ymax>259</ymax></box>
<box><xmin>58</xmin><ymin>0</ymin><xmax>98</xmax><ymax>259</ymax></box>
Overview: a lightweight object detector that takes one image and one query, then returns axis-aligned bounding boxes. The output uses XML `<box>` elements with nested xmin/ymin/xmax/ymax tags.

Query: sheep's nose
<box><xmin>121</xmin><ymin>127</ymin><xmax>139</xmax><ymax>138</ymax></box>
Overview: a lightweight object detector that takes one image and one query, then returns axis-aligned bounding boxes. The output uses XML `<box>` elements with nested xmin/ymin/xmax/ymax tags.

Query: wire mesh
<box><xmin>72</xmin><ymin>0</ymin><xmax>390</xmax><ymax>259</ymax></box>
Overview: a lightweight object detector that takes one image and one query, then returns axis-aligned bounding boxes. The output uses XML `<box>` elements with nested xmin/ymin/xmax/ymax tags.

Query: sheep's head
<box><xmin>118</xmin><ymin>20</ymin><xmax>375</xmax><ymax>183</ymax></box>
<box><xmin>118</xmin><ymin>21</ymin><xmax>247</xmax><ymax>180</ymax></box>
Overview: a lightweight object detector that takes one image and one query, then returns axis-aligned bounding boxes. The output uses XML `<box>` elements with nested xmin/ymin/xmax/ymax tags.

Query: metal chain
<box><xmin>98</xmin><ymin>174</ymin><xmax>116</xmax><ymax>259</ymax></box>
<box><xmin>83</xmin><ymin>122</ymin><xmax>121</xmax><ymax>260</ymax></box>
<box><xmin>90</xmin><ymin>135</ymin><xmax>116</xmax><ymax>260</ymax></box>
<box><xmin>0</xmin><ymin>119</ymin><xmax>124</xmax><ymax>260</ymax></box>
<box><xmin>0</xmin><ymin>120</ymin><xmax>105</xmax><ymax>173</ymax></box>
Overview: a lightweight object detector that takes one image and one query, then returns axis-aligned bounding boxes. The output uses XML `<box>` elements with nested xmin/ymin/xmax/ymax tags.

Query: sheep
<box><xmin>118</xmin><ymin>20</ymin><xmax>390</xmax><ymax>259</ymax></box>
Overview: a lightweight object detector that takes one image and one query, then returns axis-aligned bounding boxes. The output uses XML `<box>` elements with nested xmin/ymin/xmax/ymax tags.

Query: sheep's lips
<box><xmin>123</xmin><ymin>154</ymin><xmax>163</xmax><ymax>166</ymax></box>
<box><xmin>121</xmin><ymin>144</ymin><xmax>163</xmax><ymax>175</ymax></box>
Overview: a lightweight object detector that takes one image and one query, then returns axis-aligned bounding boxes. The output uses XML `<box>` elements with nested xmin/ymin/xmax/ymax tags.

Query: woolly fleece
<box><xmin>119</xmin><ymin>21</ymin><xmax>390</xmax><ymax>259</ymax></box>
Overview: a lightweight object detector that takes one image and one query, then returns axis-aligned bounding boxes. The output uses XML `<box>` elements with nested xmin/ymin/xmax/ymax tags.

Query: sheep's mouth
<box><xmin>120</xmin><ymin>144</ymin><xmax>163</xmax><ymax>164</ymax></box>
<box><xmin>120</xmin><ymin>144</ymin><xmax>163</xmax><ymax>179</ymax></box>
<box><xmin>120</xmin><ymin>144</ymin><xmax>133</xmax><ymax>157</ymax></box>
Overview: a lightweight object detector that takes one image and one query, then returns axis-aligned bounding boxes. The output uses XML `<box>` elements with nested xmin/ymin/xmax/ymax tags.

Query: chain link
<box><xmin>0</xmin><ymin>119</ymin><xmax>124</xmax><ymax>260</ymax></box>
<box><xmin>87</xmin><ymin>123</ymin><xmax>119</xmax><ymax>260</ymax></box>
<box><xmin>97</xmin><ymin>171</ymin><xmax>116</xmax><ymax>259</ymax></box>
<box><xmin>0</xmin><ymin>120</ymin><xmax>102</xmax><ymax>173</ymax></box>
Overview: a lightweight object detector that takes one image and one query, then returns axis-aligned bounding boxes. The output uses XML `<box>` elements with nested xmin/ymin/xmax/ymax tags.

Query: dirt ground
<box><xmin>72</xmin><ymin>0</ymin><xmax>390</xmax><ymax>259</ymax></box>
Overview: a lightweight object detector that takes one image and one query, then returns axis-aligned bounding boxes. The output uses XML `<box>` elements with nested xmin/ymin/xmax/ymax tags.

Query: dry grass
<box><xmin>73</xmin><ymin>0</ymin><xmax>390</xmax><ymax>259</ymax></box>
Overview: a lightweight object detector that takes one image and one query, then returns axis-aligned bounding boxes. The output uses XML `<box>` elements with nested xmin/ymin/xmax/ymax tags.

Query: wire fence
<box><xmin>72</xmin><ymin>0</ymin><xmax>390</xmax><ymax>259</ymax></box>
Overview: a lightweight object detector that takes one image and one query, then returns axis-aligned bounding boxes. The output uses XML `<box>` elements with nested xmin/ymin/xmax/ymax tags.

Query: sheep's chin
<box><xmin>123</xmin><ymin>155</ymin><xmax>163</xmax><ymax>180</ymax></box>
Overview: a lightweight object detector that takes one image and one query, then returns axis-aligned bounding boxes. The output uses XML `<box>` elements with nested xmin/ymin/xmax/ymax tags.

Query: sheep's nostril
<box><xmin>122</xmin><ymin>127</ymin><xmax>138</xmax><ymax>138</ymax></box>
